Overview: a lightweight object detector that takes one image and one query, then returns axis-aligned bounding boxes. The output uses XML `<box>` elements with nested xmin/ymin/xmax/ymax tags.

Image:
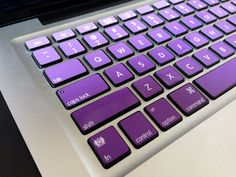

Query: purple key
<box><xmin>169</xmin><ymin>0</ymin><xmax>184</xmax><ymax>5</ymax></box>
<box><xmin>32</xmin><ymin>46</ymin><xmax>61</xmax><ymax>67</ymax></box>
<box><xmin>174</xmin><ymin>3</ymin><xmax>195</xmax><ymax>16</ymax></box>
<box><xmin>124</xmin><ymin>19</ymin><xmax>147</xmax><ymax>34</ymax></box>
<box><xmin>221</xmin><ymin>2</ymin><xmax>236</xmax><ymax>14</ymax></box>
<box><xmin>194</xmin><ymin>58</ymin><xmax>236</xmax><ymax>99</ymax></box>
<box><xmin>214</xmin><ymin>20</ymin><xmax>236</xmax><ymax>34</ymax></box>
<box><xmin>148</xmin><ymin>46</ymin><xmax>175</xmax><ymax>66</ymax></box>
<box><xmin>187</xmin><ymin>0</ymin><xmax>207</xmax><ymax>11</ymax></box>
<box><xmin>84</xmin><ymin>50</ymin><xmax>112</xmax><ymax>70</ymax></box>
<box><xmin>118</xmin><ymin>10</ymin><xmax>137</xmax><ymax>21</ymax></box>
<box><xmin>72</xmin><ymin>87</ymin><xmax>140</xmax><ymax>134</ymax></box>
<box><xmin>98</xmin><ymin>16</ymin><xmax>118</xmax><ymax>27</ymax></box>
<box><xmin>145</xmin><ymin>98</ymin><xmax>182</xmax><ymax>131</ymax></box>
<box><xmin>159</xmin><ymin>8</ymin><xmax>180</xmax><ymax>21</ymax></box>
<box><xmin>128</xmin><ymin>34</ymin><xmax>153</xmax><ymax>52</ymax></box>
<box><xmin>202</xmin><ymin>0</ymin><xmax>219</xmax><ymax>6</ymax></box>
<box><xmin>104</xmin><ymin>25</ymin><xmax>129</xmax><ymax>41</ymax></box>
<box><xmin>233</xmin><ymin>0</ymin><xmax>236</xmax><ymax>6</ymax></box>
<box><xmin>225</xmin><ymin>34</ymin><xmax>236</xmax><ymax>48</ymax></box>
<box><xmin>210</xmin><ymin>41</ymin><xmax>234</xmax><ymax>59</ymax></box>
<box><xmin>164</xmin><ymin>21</ymin><xmax>188</xmax><ymax>37</ymax></box>
<box><xmin>136</xmin><ymin>5</ymin><xmax>154</xmax><ymax>15</ymax></box>
<box><xmin>168</xmin><ymin>83</ymin><xmax>209</xmax><ymax>116</ymax></box>
<box><xmin>196</xmin><ymin>11</ymin><xmax>217</xmax><ymax>24</ymax></box>
<box><xmin>153</xmin><ymin>0</ymin><xmax>170</xmax><ymax>10</ymax></box>
<box><xmin>193</xmin><ymin>49</ymin><xmax>220</xmax><ymax>68</ymax></box>
<box><xmin>88</xmin><ymin>126</ymin><xmax>130</xmax><ymax>168</ymax></box>
<box><xmin>181</xmin><ymin>16</ymin><xmax>203</xmax><ymax>30</ymax></box>
<box><xmin>184</xmin><ymin>32</ymin><xmax>209</xmax><ymax>48</ymax></box>
<box><xmin>127</xmin><ymin>54</ymin><xmax>155</xmax><ymax>75</ymax></box>
<box><xmin>200</xmin><ymin>26</ymin><xmax>223</xmax><ymax>41</ymax></box>
<box><xmin>83</xmin><ymin>32</ymin><xmax>108</xmax><ymax>49</ymax></box>
<box><xmin>167</xmin><ymin>39</ymin><xmax>193</xmax><ymax>57</ymax></box>
<box><xmin>132</xmin><ymin>76</ymin><xmax>163</xmax><ymax>101</ymax></box>
<box><xmin>209</xmin><ymin>6</ymin><xmax>229</xmax><ymax>18</ymax></box>
<box><xmin>175</xmin><ymin>57</ymin><xmax>203</xmax><ymax>78</ymax></box>
<box><xmin>147</xmin><ymin>28</ymin><xmax>171</xmax><ymax>44</ymax></box>
<box><xmin>155</xmin><ymin>66</ymin><xmax>184</xmax><ymax>88</ymax></box>
<box><xmin>76</xmin><ymin>22</ymin><xmax>98</xmax><ymax>34</ymax></box>
<box><xmin>57</xmin><ymin>74</ymin><xmax>109</xmax><ymax>109</ymax></box>
<box><xmin>59</xmin><ymin>39</ymin><xmax>86</xmax><ymax>58</ymax></box>
<box><xmin>52</xmin><ymin>29</ymin><xmax>75</xmax><ymax>42</ymax></box>
<box><xmin>107</xmin><ymin>42</ymin><xmax>134</xmax><ymax>61</ymax></box>
<box><xmin>119</xmin><ymin>112</ymin><xmax>158</xmax><ymax>148</ymax></box>
<box><xmin>142</xmin><ymin>13</ymin><xmax>165</xmax><ymax>28</ymax></box>
<box><xmin>25</xmin><ymin>36</ymin><xmax>50</xmax><ymax>51</ymax></box>
<box><xmin>44</xmin><ymin>59</ymin><xmax>87</xmax><ymax>87</ymax></box>
<box><xmin>227</xmin><ymin>15</ymin><xmax>236</xmax><ymax>26</ymax></box>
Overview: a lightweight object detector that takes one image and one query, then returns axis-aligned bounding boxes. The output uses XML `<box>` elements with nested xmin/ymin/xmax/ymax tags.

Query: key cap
<box><xmin>167</xmin><ymin>39</ymin><xmax>193</xmax><ymax>57</ymax></box>
<box><xmin>147</xmin><ymin>28</ymin><xmax>172</xmax><ymax>44</ymax></box>
<box><xmin>52</xmin><ymin>29</ymin><xmax>75</xmax><ymax>42</ymax></box>
<box><xmin>88</xmin><ymin>126</ymin><xmax>130</xmax><ymax>168</ymax></box>
<box><xmin>214</xmin><ymin>20</ymin><xmax>236</xmax><ymax>34</ymax></box>
<box><xmin>180</xmin><ymin>16</ymin><xmax>203</xmax><ymax>30</ymax></box>
<box><xmin>98</xmin><ymin>16</ymin><xmax>118</xmax><ymax>27</ymax></box>
<box><xmin>83</xmin><ymin>32</ymin><xmax>109</xmax><ymax>49</ymax></box>
<box><xmin>76</xmin><ymin>22</ymin><xmax>98</xmax><ymax>34</ymax></box>
<box><xmin>124</xmin><ymin>19</ymin><xmax>147</xmax><ymax>34</ymax></box>
<box><xmin>25</xmin><ymin>36</ymin><xmax>50</xmax><ymax>51</ymax></box>
<box><xmin>72</xmin><ymin>87</ymin><xmax>140</xmax><ymax>134</ymax></box>
<box><xmin>119</xmin><ymin>112</ymin><xmax>158</xmax><ymax>148</ymax></box>
<box><xmin>44</xmin><ymin>59</ymin><xmax>88</xmax><ymax>87</ymax></box>
<box><xmin>145</xmin><ymin>98</ymin><xmax>182</xmax><ymax>131</ymax></box>
<box><xmin>164</xmin><ymin>21</ymin><xmax>188</xmax><ymax>37</ymax></box>
<box><xmin>202</xmin><ymin>0</ymin><xmax>220</xmax><ymax>6</ymax></box>
<box><xmin>104</xmin><ymin>25</ymin><xmax>129</xmax><ymax>41</ymax></box>
<box><xmin>128</xmin><ymin>34</ymin><xmax>153</xmax><ymax>52</ymax></box>
<box><xmin>184</xmin><ymin>32</ymin><xmax>209</xmax><ymax>48</ymax></box>
<box><xmin>225</xmin><ymin>34</ymin><xmax>236</xmax><ymax>48</ymax></box>
<box><xmin>57</xmin><ymin>74</ymin><xmax>110</xmax><ymax>109</ymax></box>
<box><xmin>209</xmin><ymin>41</ymin><xmax>234</xmax><ymax>59</ymax></box>
<box><xmin>174</xmin><ymin>3</ymin><xmax>195</xmax><ymax>16</ymax></box>
<box><xmin>193</xmin><ymin>49</ymin><xmax>220</xmax><ymax>68</ymax></box>
<box><xmin>136</xmin><ymin>5</ymin><xmax>154</xmax><ymax>15</ymax></box>
<box><xmin>200</xmin><ymin>26</ymin><xmax>223</xmax><ymax>41</ymax></box>
<box><xmin>169</xmin><ymin>0</ymin><xmax>184</xmax><ymax>4</ymax></box>
<box><xmin>153</xmin><ymin>0</ymin><xmax>170</xmax><ymax>10</ymax></box>
<box><xmin>221</xmin><ymin>2</ymin><xmax>236</xmax><ymax>14</ymax></box>
<box><xmin>168</xmin><ymin>83</ymin><xmax>209</xmax><ymax>116</ymax></box>
<box><xmin>232</xmin><ymin>0</ymin><xmax>236</xmax><ymax>6</ymax></box>
<box><xmin>59</xmin><ymin>39</ymin><xmax>86</xmax><ymax>58</ymax></box>
<box><xmin>227</xmin><ymin>15</ymin><xmax>236</xmax><ymax>26</ymax></box>
<box><xmin>196</xmin><ymin>11</ymin><xmax>217</xmax><ymax>24</ymax></box>
<box><xmin>118</xmin><ymin>10</ymin><xmax>137</xmax><ymax>21</ymax></box>
<box><xmin>187</xmin><ymin>0</ymin><xmax>208</xmax><ymax>11</ymax></box>
<box><xmin>142</xmin><ymin>13</ymin><xmax>165</xmax><ymax>28</ymax></box>
<box><xmin>209</xmin><ymin>6</ymin><xmax>229</xmax><ymax>18</ymax></box>
<box><xmin>107</xmin><ymin>42</ymin><xmax>134</xmax><ymax>61</ymax></box>
<box><xmin>159</xmin><ymin>8</ymin><xmax>180</xmax><ymax>21</ymax></box>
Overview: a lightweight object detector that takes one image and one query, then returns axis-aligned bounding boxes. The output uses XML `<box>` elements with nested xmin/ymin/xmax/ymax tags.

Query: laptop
<box><xmin>1</xmin><ymin>0</ymin><xmax>236</xmax><ymax>176</ymax></box>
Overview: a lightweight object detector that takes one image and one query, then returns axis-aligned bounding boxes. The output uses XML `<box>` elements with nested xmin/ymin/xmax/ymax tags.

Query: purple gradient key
<box><xmin>83</xmin><ymin>32</ymin><xmax>108</xmax><ymax>49</ymax></box>
<box><xmin>145</xmin><ymin>98</ymin><xmax>182</xmax><ymax>131</ymax></box>
<box><xmin>168</xmin><ymin>83</ymin><xmax>209</xmax><ymax>116</ymax></box>
<box><xmin>118</xmin><ymin>10</ymin><xmax>137</xmax><ymax>21</ymax></box>
<box><xmin>202</xmin><ymin>0</ymin><xmax>219</xmax><ymax>6</ymax></box>
<box><xmin>169</xmin><ymin>0</ymin><xmax>184</xmax><ymax>5</ymax></box>
<box><xmin>72</xmin><ymin>87</ymin><xmax>140</xmax><ymax>134</ymax></box>
<box><xmin>148</xmin><ymin>46</ymin><xmax>175</xmax><ymax>66</ymax></box>
<box><xmin>44</xmin><ymin>59</ymin><xmax>87</xmax><ymax>87</ymax></box>
<box><xmin>193</xmin><ymin>49</ymin><xmax>220</xmax><ymax>68</ymax></box>
<box><xmin>174</xmin><ymin>3</ymin><xmax>195</xmax><ymax>16</ymax></box>
<box><xmin>98</xmin><ymin>16</ymin><xmax>118</xmax><ymax>27</ymax></box>
<box><xmin>128</xmin><ymin>34</ymin><xmax>153</xmax><ymax>52</ymax></box>
<box><xmin>227</xmin><ymin>15</ymin><xmax>236</xmax><ymax>26</ymax></box>
<box><xmin>196</xmin><ymin>11</ymin><xmax>217</xmax><ymax>24</ymax></box>
<box><xmin>159</xmin><ymin>8</ymin><xmax>180</xmax><ymax>21</ymax></box>
<box><xmin>214</xmin><ymin>20</ymin><xmax>236</xmax><ymax>34</ymax></box>
<box><xmin>209</xmin><ymin>41</ymin><xmax>234</xmax><ymax>59</ymax></box>
<box><xmin>181</xmin><ymin>16</ymin><xmax>203</xmax><ymax>30</ymax></box>
<box><xmin>187</xmin><ymin>0</ymin><xmax>207</xmax><ymax>11</ymax></box>
<box><xmin>59</xmin><ymin>39</ymin><xmax>86</xmax><ymax>58</ymax></box>
<box><xmin>155</xmin><ymin>66</ymin><xmax>184</xmax><ymax>88</ymax></box>
<box><xmin>57</xmin><ymin>74</ymin><xmax>110</xmax><ymax>109</ymax></box>
<box><xmin>107</xmin><ymin>42</ymin><xmax>134</xmax><ymax>61</ymax></box>
<box><xmin>233</xmin><ymin>0</ymin><xmax>236</xmax><ymax>6</ymax></box>
<box><xmin>104</xmin><ymin>64</ymin><xmax>134</xmax><ymax>86</ymax></box>
<box><xmin>88</xmin><ymin>126</ymin><xmax>130</xmax><ymax>168</ymax></box>
<box><xmin>184</xmin><ymin>32</ymin><xmax>209</xmax><ymax>48</ymax></box>
<box><xmin>52</xmin><ymin>29</ymin><xmax>75</xmax><ymax>42</ymax></box>
<box><xmin>167</xmin><ymin>39</ymin><xmax>193</xmax><ymax>57</ymax></box>
<box><xmin>225</xmin><ymin>34</ymin><xmax>236</xmax><ymax>48</ymax></box>
<box><xmin>127</xmin><ymin>54</ymin><xmax>155</xmax><ymax>75</ymax></box>
<box><xmin>164</xmin><ymin>21</ymin><xmax>188</xmax><ymax>37</ymax></box>
<box><xmin>153</xmin><ymin>0</ymin><xmax>170</xmax><ymax>10</ymax></box>
<box><xmin>136</xmin><ymin>5</ymin><xmax>154</xmax><ymax>15</ymax></box>
<box><xmin>209</xmin><ymin>6</ymin><xmax>229</xmax><ymax>18</ymax></box>
<box><xmin>25</xmin><ymin>36</ymin><xmax>50</xmax><ymax>51</ymax></box>
<box><xmin>142</xmin><ymin>13</ymin><xmax>165</xmax><ymax>28</ymax></box>
<box><xmin>200</xmin><ymin>26</ymin><xmax>223</xmax><ymax>41</ymax></box>
<box><xmin>147</xmin><ymin>28</ymin><xmax>171</xmax><ymax>44</ymax></box>
<box><xmin>32</xmin><ymin>46</ymin><xmax>61</xmax><ymax>67</ymax></box>
<box><xmin>76</xmin><ymin>22</ymin><xmax>98</xmax><ymax>34</ymax></box>
<box><xmin>132</xmin><ymin>76</ymin><xmax>163</xmax><ymax>101</ymax></box>
<box><xmin>124</xmin><ymin>19</ymin><xmax>147</xmax><ymax>34</ymax></box>
<box><xmin>119</xmin><ymin>112</ymin><xmax>158</xmax><ymax>148</ymax></box>
<box><xmin>104</xmin><ymin>25</ymin><xmax>129</xmax><ymax>41</ymax></box>
<box><xmin>84</xmin><ymin>50</ymin><xmax>112</xmax><ymax>70</ymax></box>
<box><xmin>221</xmin><ymin>2</ymin><xmax>236</xmax><ymax>14</ymax></box>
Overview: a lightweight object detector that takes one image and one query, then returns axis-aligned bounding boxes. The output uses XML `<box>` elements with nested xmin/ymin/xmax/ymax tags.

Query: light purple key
<box><xmin>168</xmin><ymin>83</ymin><xmax>209</xmax><ymax>116</ymax></box>
<box><xmin>174</xmin><ymin>3</ymin><xmax>195</xmax><ymax>16</ymax></box>
<box><xmin>169</xmin><ymin>0</ymin><xmax>184</xmax><ymax>5</ymax></box>
<box><xmin>209</xmin><ymin>6</ymin><xmax>229</xmax><ymax>18</ymax></box>
<box><xmin>142</xmin><ymin>13</ymin><xmax>165</xmax><ymax>28</ymax></box>
<box><xmin>52</xmin><ymin>29</ymin><xmax>75</xmax><ymax>42</ymax></box>
<box><xmin>227</xmin><ymin>15</ymin><xmax>236</xmax><ymax>26</ymax></box>
<box><xmin>104</xmin><ymin>25</ymin><xmax>129</xmax><ymax>41</ymax></box>
<box><xmin>128</xmin><ymin>34</ymin><xmax>153</xmax><ymax>52</ymax></box>
<box><xmin>202</xmin><ymin>0</ymin><xmax>219</xmax><ymax>6</ymax></box>
<box><xmin>88</xmin><ymin>126</ymin><xmax>130</xmax><ymax>168</ymax></box>
<box><xmin>32</xmin><ymin>46</ymin><xmax>61</xmax><ymax>67</ymax></box>
<box><xmin>181</xmin><ymin>16</ymin><xmax>203</xmax><ymax>30</ymax></box>
<box><xmin>118</xmin><ymin>10</ymin><xmax>137</xmax><ymax>21</ymax></box>
<box><xmin>84</xmin><ymin>50</ymin><xmax>112</xmax><ymax>70</ymax></box>
<box><xmin>214</xmin><ymin>20</ymin><xmax>236</xmax><ymax>34</ymax></box>
<box><xmin>76</xmin><ymin>22</ymin><xmax>98</xmax><ymax>34</ymax></box>
<box><xmin>132</xmin><ymin>76</ymin><xmax>163</xmax><ymax>101</ymax></box>
<box><xmin>72</xmin><ymin>87</ymin><xmax>140</xmax><ymax>134</ymax></box>
<box><xmin>196</xmin><ymin>11</ymin><xmax>217</xmax><ymax>24</ymax></box>
<box><xmin>127</xmin><ymin>54</ymin><xmax>155</xmax><ymax>75</ymax></box>
<box><xmin>221</xmin><ymin>2</ymin><xmax>236</xmax><ymax>14</ymax></box>
<box><xmin>148</xmin><ymin>46</ymin><xmax>175</xmax><ymax>66</ymax></box>
<box><xmin>44</xmin><ymin>59</ymin><xmax>87</xmax><ymax>87</ymax></box>
<box><xmin>107</xmin><ymin>42</ymin><xmax>134</xmax><ymax>61</ymax></box>
<box><xmin>124</xmin><ymin>19</ymin><xmax>147</xmax><ymax>34</ymax></box>
<box><xmin>225</xmin><ymin>34</ymin><xmax>236</xmax><ymax>49</ymax></box>
<box><xmin>233</xmin><ymin>0</ymin><xmax>236</xmax><ymax>6</ymax></box>
<box><xmin>57</xmin><ymin>74</ymin><xmax>110</xmax><ymax>109</ymax></box>
<box><xmin>175</xmin><ymin>57</ymin><xmax>203</xmax><ymax>78</ymax></box>
<box><xmin>153</xmin><ymin>0</ymin><xmax>170</xmax><ymax>10</ymax></box>
<box><xmin>155</xmin><ymin>66</ymin><xmax>184</xmax><ymax>88</ymax></box>
<box><xmin>104</xmin><ymin>64</ymin><xmax>134</xmax><ymax>86</ymax></box>
<box><xmin>136</xmin><ymin>5</ymin><xmax>154</xmax><ymax>15</ymax></box>
<box><xmin>167</xmin><ymin>39</ymin><xmax>193</xmax><ymax>57</ymax></box>
<box><xmin>200</xmin><ymin>26</ymin><xmax>223</xmax><ymax>41</ymax></box>
<box><xmin>187</xmin><ymin>0</ymin><xmax>207</xmax><ymax>11</ymax></box>
<box><xmin>210</xmin><ymin>41</ymin><xmax>234</xmax><ymax>59</ymax></box>
<box><xmin>98</xmin><ymin>16</ymin><xmax>118</xmax><ymax>27</ymax></box>
<box><xmin>164</xmin><ymin>21</ymin><xmax>188</xmax><ymax>37</ymax></box>
<box><xmin>59</xmin><ymin>39</ymin><xmax>86</xmax><ymax>58</ymax></box>
<box><xmin>184</xmin><ymin>32</ymin><xmax>209</xmax><ymax>48</ymax></box>
<box><xmin>119</xmin><ymin>112</ymin><xmax>158</xmax><ymax>148</ymax></box>
<box><xmin>145</xmin><ymin>98</ymin><xmax>182</xmax><ymax>131</ymax></box>
<box><xmin>159</xmin><ymin>8</ymin><xmax>180</xmax><ymax>21</ymax></box>
<box><xmin>83</xmin><ymin>32</ymin><xmax>108</xmax><ymax>49</ymax></box>
<box><xmin>193</xmin><ymin>49</ymin><xmax>220</xmax><ymax>68</ymax></box>
<box><xmin>25</xmin><ymin>36</ymin><xmax>50</xmax><ymax>51</ymax></box>
<box><xmin>147</xmin><ymin>28</ymin><xmax>171</xmax><ymax>44</ymax></box>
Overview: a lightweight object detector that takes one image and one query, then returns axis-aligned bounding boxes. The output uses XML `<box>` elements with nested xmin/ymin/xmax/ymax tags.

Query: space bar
<box><xmin>194</xmin><ymin>58</ymin><xmax>236</xmax><ymax>99</ymax></box>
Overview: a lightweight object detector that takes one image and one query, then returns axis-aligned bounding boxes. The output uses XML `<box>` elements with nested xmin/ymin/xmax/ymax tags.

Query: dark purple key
<box><xmin>209</xmin><ymin>41</ymin><xmax>234</xmax><ymax>59</ymax></box>
<box><xmin>175</xmin><ymin>57</ymin><xmax>203</xmax><ymax>78</ymax></box>
<box><xmin>98</xmin><ymin>16</ymin><xmax>118</xmax><ymax>27</ymax></box>
<box><xmin>164</xmin><ymin>21</ymin><xmax>188</xmax><ymax>37</ymax></box>
<box><xmin>202</xmin><ymin>0</ymin><xmax>219</xmax><ymax>6</ymax></box>
<box><xmin>76</xmin><ymin>22</ymin><xmax>98</xmax><ymax>34</ymax></box>
<box><xmin>196</xmin><ymin>11</ymin><xmax>217</xmax><ymax>24</ymax></box>
<box><xmin>136</xmin><ymin>5</ymin><xmax>154</xmax><ymax>15</ymax></box>
<box><xmin>193</xmin><ymin>49</ymin><xmax>220</xmax><ymax>68</ymax></box>
<box><xmin>153</xmin><ymin>0</ymin><xmax>170</xmax><ymax>10</ymax></box>
<box><xmin>148</xmin><ymin>46</ymin><xmax>175</xmax><ymax>66</ymax></box>
<box><xmin>200</xmin><ymin>26</ymin><xmax>223</xmax><ymax>41</ymax></box>
<box><xmin>88</xmin><ymin>126</ymin><xmax>130</xmax><ymax>168</ymax></box>
<box><xmin>118</xmin><ymin>10</ymin><xmax>137</xmax><ymax>21</ymax></box>
<box><xmin>168</xmin><ymin>83</ymin><xmax>209</xmax><ymax>116</ymax></box>
<box><xmin>132</xmin><ymin>76</ymin><xmax>163</xmax><ymax>101</ymax></box>
<box><xmin>128</xmin><ymin>34</ymin><xmax>153</xmax><ymax>52</ymax></box>
<box><xmin>147</xmin><ymin>28</ymin><xmax>171</xmax><ymax>44</ymax></box>
<box><xmin>187</xmin><ymin>0</ymin><xmax>207</xmax><ymax>11</ymax></box>
<box><xmin>184</xmin><ymin>32</ymin><xmax>209</xmax><ymax>48</ymax></box>
<box><xmin>107</xmin><ymin>42</ymin><xmax>134</xmax><ymax>61</ymax></box>
<box><xmin>104</xmin><ymin>25</ymin><xmax>129</xmax><ymax>41</ymax></box>
<box><xmin>25</xmin><ymin>36</ymin><xmax>50</xmax><ymax>51</ymax></box>
<box><xmin>119</xmin><ymin>112</ymin><xmax>158</xmax><ymax>148</ymax></box>
<box><xmin>221</xmin><ymin>2</ymin><xmax>236</xmax><ymax>14</ymax></box>
<box><xmin>225</xmin><ymin>34</ymin><xmax>236</xmax><ymax>48</ymax></box>
<box><xmin>104</xmin><ymin>64</ymin><xmax>134</xmax><ymax>86</ymax></box>
<box><xmin>155</xmin><ymin>66</ymin><xmax>184</xmax><ymax>88</ymax></box>
<box><xmin>59</xmin><ymin>39</ymin><xmax>86</xmax><ymax>58</ymax></box>
<box><xmin>169</xmin><ymin>0</ymin><xmax>184</xmax><ymax>5</ymax></box>
<box><xmin>124</xmin><ymin>19</ymin><xmax>147</xmax><ymax>34</ymax></box>
<box><xmin>167</xmin><ymin>39</ymin><xmax>193</xmax><ymax>57</ymax></box>
<box><xmin>145</xmin><ymin>98</ymin><xmax>182</xmax><ymax>131</ymax></box>
<box><xmin>209</xmin><ymin>6</ymin><xmax>229</xmax><ymax>18</ymax></box>
<box><xmin>84</xmin><ymin>50</ymin><xmax>112</xmax><ymax>70</ymax></box>
<box><xmin>159</xmin><ymin>8</ymin><xmax>180</xmax><ymax>21</ymax></box>
<box><xmin>52</xmin><ymin>29</ymin><xmax>75</xmax><ymax>42</ymax></box>
<box><xmin>83</xmin><ymin>32</ymin><xmax>108</xmax><ymax>49</ymax></box>
<box><xmin>194</xmin><ymin>58</ymin><xmax>236</xmax><ymax>99</ymax></box>
<box><xmin>142</xmin><ymin>13</ymin><xmax>165</xmax><ymax>28</ymax></box>
<box><xmin>181</xmin><ymin>16</ymin><xmax>203</xmax><ymax>30</ymax></box>
<box><xmin>44</xmin><ymin>59</ymin><xmax>87</xmax><ymax>87</ymax></box>
<box><xmin>214</xmin><ymin>20</ymin><xmax>236</xmax><ymax>34</ymax></box>
<box><xmin>174</xmin><ymin>3</ymin><xmax>195</xmax><ymax>16</ymax></box>
<box><xmin>72</xmin><ymin>87</ymin><xmax>140</xmax><ymax>134</ymax></box>
<box><xmin>32</xmin><ymin>46</ymin><xmax>61</xmax><ymax>67</ymax></box>
<box><xmin>57</xmin><ymin>74</ymin><xmax>109</xmax><ymax>109</ymax></box>
<box><xmin>227</xmin><ymin>15</ymin><xmax>236</xmax><ymax>26</ymax></box>
<box><xmin>127</xmin><ymin>54</ymin><xmax>155</xmax><ymax>75</ymax></box>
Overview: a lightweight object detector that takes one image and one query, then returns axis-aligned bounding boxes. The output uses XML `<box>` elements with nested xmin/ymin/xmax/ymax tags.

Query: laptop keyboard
<box><xmin>24</xmin><ymin>0</ymin><xmax>236</xmax><ymax>169</ymax></box>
